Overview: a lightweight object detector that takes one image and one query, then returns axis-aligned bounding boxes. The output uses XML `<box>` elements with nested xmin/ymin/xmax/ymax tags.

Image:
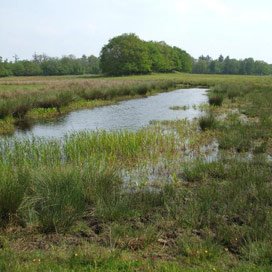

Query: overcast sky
<box><xmin>1</xmin><ymin>0</ymin><xmax>272</xmax><ymax>62</ymax></box>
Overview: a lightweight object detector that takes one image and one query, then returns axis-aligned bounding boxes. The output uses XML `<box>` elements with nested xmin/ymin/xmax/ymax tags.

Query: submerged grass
<box><xmin>169</xmin><ymin>105</ymin><xmax>189</xmax><ymax>111</ymax></box>
<box><xmin>0</xmin><ymin>73</ymin><xmax>272</xmax><ymax>270</ymax></box>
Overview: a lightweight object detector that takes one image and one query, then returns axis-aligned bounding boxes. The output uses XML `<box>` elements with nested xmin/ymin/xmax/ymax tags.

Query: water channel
<box><xmin>13</xmin><ymin>88</ymin><xmax>208</xmax><ymax>139</ymax></box>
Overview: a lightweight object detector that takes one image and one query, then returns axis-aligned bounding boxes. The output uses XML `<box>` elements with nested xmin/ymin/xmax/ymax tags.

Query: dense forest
<box><xmin>0</xmin><ymin>54</ymin><xmax>100</xmax><ymax>77</ymax></box>
<box><xmin>1</xmin><ymin>33</ymin><xmax>272</xmax><ymax>77</ymax></box>
<box><xmin>193</xmin><ymin>55</ymin><xmax>272</xmax><ymax>75</ymax></box>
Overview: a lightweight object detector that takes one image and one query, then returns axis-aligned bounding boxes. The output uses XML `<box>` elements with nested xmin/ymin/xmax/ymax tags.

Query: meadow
<box><xmin>0</xmin><ymin>73</ymin><xmax>272</xmax><ymax>271</ymax></box>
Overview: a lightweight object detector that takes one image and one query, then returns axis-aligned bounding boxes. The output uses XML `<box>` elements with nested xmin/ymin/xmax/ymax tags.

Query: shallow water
<box><xmin>14</xmin><ymin>88</ymin><xmax>207</xmax><ymax>139</ymax></box>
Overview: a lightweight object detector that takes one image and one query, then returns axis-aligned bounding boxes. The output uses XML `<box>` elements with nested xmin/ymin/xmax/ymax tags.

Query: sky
<box><xmin>1</xmin><ymin>0</ymin><xmax>272</xmax><ymax>62</ymax></box>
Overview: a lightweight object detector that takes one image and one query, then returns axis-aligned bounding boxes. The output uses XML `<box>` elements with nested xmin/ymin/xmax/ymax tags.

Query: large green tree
<box><xmin>172</xmin><ymin>46</ymin><xmax>192</xmax><ymax>72</ymax></box>
<box><xmin>147</xmin><ymin>41</ymin><xmax>170</xmax><ymax>72</ymax></box>
<box><xmin>100</xmin><ymin>34</ymin><xmax>152</xmax><ymax>75</ymax></box>
<box><xmin>100</xmin><ymin>34</ymin><xmax>192</xmax><ymax>75</ymax></box>
<box><xmin>147</xmin><ymin>41</ymin><xmax>176</xmax><ymax>72</ymax></box>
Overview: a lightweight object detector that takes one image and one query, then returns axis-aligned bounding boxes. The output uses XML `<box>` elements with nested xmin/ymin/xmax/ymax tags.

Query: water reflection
<box><xmin>14</xmin><ymin>88</ymin><xmax>207</xmax><ymax>139</ymax></box>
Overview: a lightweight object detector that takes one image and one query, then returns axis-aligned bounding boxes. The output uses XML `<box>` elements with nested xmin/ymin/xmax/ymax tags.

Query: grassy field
<box><xmin>0</xmin><ymin>73</ymin><xmax>272</xmax><ymax>271</ymax></box>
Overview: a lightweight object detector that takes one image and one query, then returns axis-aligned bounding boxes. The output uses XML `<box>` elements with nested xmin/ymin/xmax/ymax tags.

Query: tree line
<box><xmin>0</xmin><ymin>33</ymin><xmax>192</xmax><ymax>77</ymax></box>
<box><xmin>1</xmin><ymin>33</ymin><xmax>272</xmax><ymax>77</ymax></box>
<box><xmin>0</xmin><ymin>54</ymin><xmax>100</xmax><ymax>77</ymax></box>
<box><xmin>193</xmin><ymin>55</ymin><xmax>272</xmax><ymax>75</ymax></box>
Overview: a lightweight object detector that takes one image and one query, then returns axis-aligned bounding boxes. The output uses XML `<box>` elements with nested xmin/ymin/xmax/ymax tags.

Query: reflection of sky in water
<box><xmin>14</xmin><ymin>88</ymin><xmax>207</xmax><ymax>139</ymax></box>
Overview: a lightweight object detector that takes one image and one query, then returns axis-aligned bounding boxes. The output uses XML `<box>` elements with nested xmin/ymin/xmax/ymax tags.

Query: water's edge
<box><xmin>12</xmin><ymin>88</ymin><xmax>208</xmax><ymax>139</ymax></box>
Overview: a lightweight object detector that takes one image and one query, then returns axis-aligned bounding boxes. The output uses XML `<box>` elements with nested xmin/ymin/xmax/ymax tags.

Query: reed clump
<box><xmin>199</xmin><ymin>113</ymin><xmax>216</xmax><ymax>131</ymax></box>
<box><xmin>0</xmin><ymin>164</ymin><xmax>29</xmax><ymax>226</ymax></box>
<box><xmin>30</xmin><ymin>166</ymin><xmax>85</xmax><ymax>233</ymax></box>
<box><xmin>208</xmin><ymin>94</ymin><xmax>223</xmax><ymax>106</ymax></box>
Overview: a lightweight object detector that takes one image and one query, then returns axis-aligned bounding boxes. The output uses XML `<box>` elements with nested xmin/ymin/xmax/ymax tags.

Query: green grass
<box><xmin>208</xmin><ymin>94</ymin><xmax>224</xmax><ymax>106</ymax></box>
<box><xmin>198</xmin><ymin>113</ymin><xmax>216</xmax><ymax>131</ymax></box>
<box><xmin>30</xmin><ymin>166</ymin><xmax>86</xmax><ymax>233</ymax></box>
<box><xmin>0</xmin><ymin>164</ymin><xmax>29</xmax><ymax>226</ymax></box>
<box><xmin>0</xmin><ymin>73</ymin><xmax>272</xmax><ymax>270</ymax></box>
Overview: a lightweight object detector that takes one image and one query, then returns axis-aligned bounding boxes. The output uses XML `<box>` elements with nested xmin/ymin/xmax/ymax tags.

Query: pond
<box><xmin>14</xmin><ymin>88</ymin><xmax>208</xmax><ymax>139</ymax></box>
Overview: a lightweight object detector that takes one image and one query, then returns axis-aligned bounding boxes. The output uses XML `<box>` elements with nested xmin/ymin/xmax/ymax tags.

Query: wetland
<box><xmin>0</xmin><ymin>73</ymin><xmax>272</xmax><ymax>271</ymax></box>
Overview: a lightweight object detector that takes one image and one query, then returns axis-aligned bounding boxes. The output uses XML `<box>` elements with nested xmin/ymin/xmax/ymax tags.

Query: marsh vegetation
<box><xmin>0</xmin><ymin>73</ymin><xmax>272</xmax><ymax>271</ymax></box>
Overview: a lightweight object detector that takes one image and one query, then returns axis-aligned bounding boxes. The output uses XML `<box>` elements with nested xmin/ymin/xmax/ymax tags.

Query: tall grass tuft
<box><xmin>31</xmin><ymin>167</ymin><xmax>85</xmax><ymax>233</ymax></box>
<box><xmin>11</xmin><ymin>97</ymin><xmax>34</xmax><ymax>119</ymax></box>
<box><xmin>227</xmin><ymin>89</ymin><xmax>241</xmax><ymax>100</ymax></box>
<box><xmin>182</xmin><ymin>160</ymin><xmax>226</xmax><ymax>182</ymax></box>
<box><xmin>0</xmin><ymin>164</ymin><xmax>29</xmax><ymax>226</ymax></box>
<box><xmin>81</xmin><ymin>163</ymin><xmax>125</xmax><ymax>220</ymax></box>
<box><xmin>208</xmin><ymin>94</ymin><xmax>223</xmax><ymax>106</ymax></box>
<box><xmin>0</xmin><ymin>100</ymin><xmax>12</xmax><ymax>119</ymax></box>
<box><xmin>35</xmin><ymin>91</ymin><xmax>74</xmax><ymax>113</ymax></box>
<box><xmin>199</xmin><ymin>113</ymin><xmax>216</xmax><ymax>131</ymax></box>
